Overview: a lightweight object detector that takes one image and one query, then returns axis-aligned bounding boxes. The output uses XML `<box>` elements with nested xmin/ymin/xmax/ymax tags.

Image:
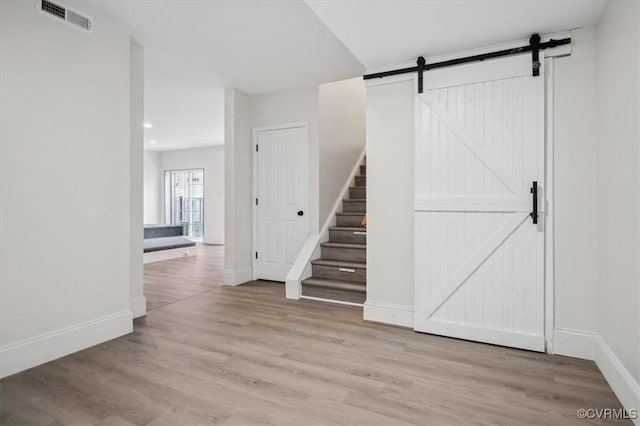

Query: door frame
<box><xmin>252</xmin><ymin>122</ymin><xmax>309</xmax><ymax>281</ymax></box>
<box><xmin>544</xmin><ymin>57</ymin><xmax>555</xmax><ymax>353</ymax></box>
<box><xmin>410</xmin><ymin>54</ymin><xmax>557</xmax><ymax>353</ymax></box>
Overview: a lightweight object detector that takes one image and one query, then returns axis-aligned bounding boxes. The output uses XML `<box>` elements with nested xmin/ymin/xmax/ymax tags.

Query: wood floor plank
<box><xmin>143</xmin><ymin>244</ymin><xmax>224</xmax><ymax>311</ymax></box>
<box><xmin>0</xmin><ymin>246</ymin><xmax>629</xmax><ymax>425</ymax></box>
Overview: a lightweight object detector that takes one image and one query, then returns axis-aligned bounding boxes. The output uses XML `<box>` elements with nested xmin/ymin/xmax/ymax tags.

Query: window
<box><xmin>164</xmin><ymin>169</ymin><xmax>204</xmax><ymax>239</ymax></box>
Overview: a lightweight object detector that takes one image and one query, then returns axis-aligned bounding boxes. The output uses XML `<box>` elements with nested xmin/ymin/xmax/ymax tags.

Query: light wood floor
<box><xmin>0</xmin><ymin>247</ymin><xmax>627</xmax><ymax>425</ymax></box>
<box><xmin>144</xmin><ymin>244</ymin><xmax>224</xmax><ymax>311</ymax></box>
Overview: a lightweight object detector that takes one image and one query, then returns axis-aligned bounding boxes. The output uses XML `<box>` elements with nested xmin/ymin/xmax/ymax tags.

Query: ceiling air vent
<box><xmin>66</xmin><ymin>9</ymin><xmax>91</xmax><ymax>31</ymax></box>
<box><xmin>39</xmin><ymin>0</ymin><xmax>92</xmax><ymax>33</ymax></box>
<box><xmin>41</xmin><ymin>0</ymin><xmax>65</xmax><ymax>19</ymax></box>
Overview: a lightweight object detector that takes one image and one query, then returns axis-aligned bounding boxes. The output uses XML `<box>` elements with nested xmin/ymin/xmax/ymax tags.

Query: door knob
<box><xmin>297</xmin><ymin>210</ymin><xmax>304</xmax><ymax>216</ymax></box>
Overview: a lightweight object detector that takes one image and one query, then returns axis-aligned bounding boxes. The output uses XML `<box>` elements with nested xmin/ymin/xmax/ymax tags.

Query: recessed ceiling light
<box><xmin>143</xmin><ymin>123</ymin><xmax>153</xmax><ymax>129</ymax></box>
<box><xmin>149</xmin><ymin>140</ymin><xmax>157</xmax><ymax>144</ymax></box>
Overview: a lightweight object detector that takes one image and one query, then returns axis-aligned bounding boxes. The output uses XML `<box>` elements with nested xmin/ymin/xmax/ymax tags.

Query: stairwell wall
<box><xmin>319</xmin><ymin>78</ymin><xmax>367</xmax><ymax>227</ymax></box>
<box><xmin>224</xmin><ymin>80</ymin><xmax>366</xmax><ymax>285</ymax></box>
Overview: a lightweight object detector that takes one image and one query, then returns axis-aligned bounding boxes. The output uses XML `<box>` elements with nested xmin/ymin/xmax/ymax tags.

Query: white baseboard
<box><xmin>363</xmin><ymin>300</ymin><xmax>414</xmax><ymax>328</ymax></box>
<box><xmin>130</xmin><ymin>295</ymin><xmax>147</xmax><ymax>319</ymax></box>
<box><xmin>143</xmin><ymin>246</ymin><xmax>197</xmax><ymax>264</ymax></box>
<box><xmin>223</xmin><ymin>267</ymin><xmax>253</xmax><ymax>286</ymax></box>
<box><xmin>595</xmin><ymin>335</ymin><xmax>640</xmax><ymax>425</ymax></box>
<box><xmin>0</xmin><ymin>309</ymin><xmax>133</xmax><ymax>379</ymax></box>
<box><xmin>553</xmin><ymin>328</ymin><xmax>596</xmax><ymax>360</ymax></box>
<box><xmin>361</xmin><ymin>311</ymin><xmax>638</xmax><ymax>421</ymax></box>
<box><xmin>203</xmin><ymin>238</ymin><xmax>224</xmax><ymax>245</ymax></box>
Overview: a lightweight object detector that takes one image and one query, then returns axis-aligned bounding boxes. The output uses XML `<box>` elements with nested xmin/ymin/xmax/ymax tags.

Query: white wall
<box><xmin>594</xmin><ymin>0</ymin><xmax>640</xmax><ymax>408</ymax></box>
<box><xmin>224</xmin><ymin>82</ymin><xmax>367</xmax><ymax>285</ymax></box>
<box><xmin>363</xmin><ymin>78</ymin><xmax>415</xmax><ymax>325</ymax></box>
<box><xmin>130</xmin><ymin>42</ymin><xmax>146</xmax><ymax>319</ymax></box>
<box><xmin>143</xmin><ymin>150</ymin><xmax>161</xmax><ymax>224</ymax></box>
<box><xmin>224</xmin><ymin>86</ymin><xmax>318</xmax><ymax>285</ymax></box>
<box><xmin>319</xmin><ymin>78</ymin><xmax>367</xmax><ymax>225</ymax></box>
<box><xmin>552</xmin><ymin>28</ymin><xmax>600</xmax><ymax>354</ymax></box>
<box><xmin>224</xmin><ymin>88</ymin><xmax>253</xmax><ymax>284</ymax></box>
<box><xmin>159</xmin><ymin>146</ymin><xmax>225</xmax><ymax>245</ymax></box>
<box><xmin>251</xmin><ymin>82</ymin><xmax>367</xmax><ymax>231</ymax></box>
<box><xmin>0</xmin><ymin>0</ymin><xmax>132</xmax><ymax>377</ymax></box>
<box><xmin>251</xmin><ymin>86</ymin><xmax>321</xmax><ymax>233</ymax></box>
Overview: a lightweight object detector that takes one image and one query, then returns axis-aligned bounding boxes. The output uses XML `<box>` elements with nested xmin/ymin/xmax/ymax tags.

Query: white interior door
<box><xmin>255</xmin><ymin>125</ymin><xmax>308</xmax><ymax>282</ymax></box>
<box><xmin>414</xmin><ymin>55</ymin><xmax>545</xmax><ymax>351</ymax></box>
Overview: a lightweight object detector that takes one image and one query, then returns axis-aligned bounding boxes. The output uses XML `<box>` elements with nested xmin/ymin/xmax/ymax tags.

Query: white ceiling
<box><xmin>87</xmin><ymin>0</ymin><xmax>607</xmax><ymax>152</ymax></box>
<box><xmin>306</xmin><ymin>0</ymin><xmax>608</xmax><ymax>69</ymax></box>
<box><xmin>142</xmin><ymin>49</ymin><xmax>226</xmax><ymax>151</ymax></box>
<box><xmin>88</xmin><ymin>0</ymin><xmax>364</xmax><ymax>151</ymax></box>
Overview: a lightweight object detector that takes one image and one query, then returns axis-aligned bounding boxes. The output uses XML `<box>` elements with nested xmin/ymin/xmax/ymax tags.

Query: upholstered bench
<box><xmin>143</xmin><ymin>225</ymin><xmax>198</xmax><ymax>263</ymax></box>
<box><xmin>143</xmin><ymin>236</ymin><xmax>196</xmax><ymax>253</ymax></box>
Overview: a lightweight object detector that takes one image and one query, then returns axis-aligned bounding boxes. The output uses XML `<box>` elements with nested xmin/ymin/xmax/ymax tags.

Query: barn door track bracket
<box><xmin>530</xmin><ymin>33</ymin><xmax>541</xmax><ymax>76</ymax></box>
<box><xmin>417</xmin><ymin>56</ymin><xmax>425</xmax><ymax>93</ymax></box>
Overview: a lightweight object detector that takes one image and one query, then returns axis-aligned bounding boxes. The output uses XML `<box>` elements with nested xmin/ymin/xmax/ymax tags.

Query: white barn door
<box><xmin>255</xmin><ymin>125</ymin><xmax>308</xmax><ymax>282</ymax></box>
<box><xmin>414</xmin><ymin>55</ymin><xmax>545</xmax><ymax>351</ymax></box>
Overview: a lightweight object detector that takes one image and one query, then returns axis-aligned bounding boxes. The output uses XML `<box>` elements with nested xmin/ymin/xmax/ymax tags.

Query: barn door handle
<box><xmin>530</xmin><ymin>181</ymin><xmax>538</xmax><ymax>224</ymax></box>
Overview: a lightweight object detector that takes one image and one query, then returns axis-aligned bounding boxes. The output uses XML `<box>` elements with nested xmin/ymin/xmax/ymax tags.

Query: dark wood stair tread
<box><xmin>303</xmin><ymin>159</ymin><xmax>367</xmax><ymax>305</ymax></box>
<box><xmin>320</xmin><ymin>242</ymin><xmax>366</xmax><ymax>250</ymax></box>
<box><xmin>311</xmin><ymin>259</ymin><xmax>366</xmax><ymax>269</ymax></box>
<box><xmin>301</xmin><ymin>277</ymin><xmax>366</xmax><ymax>293</ymax></box>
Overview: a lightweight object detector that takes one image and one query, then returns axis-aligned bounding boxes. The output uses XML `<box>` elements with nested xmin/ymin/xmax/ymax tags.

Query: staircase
<box><xmin>301</xmin><ymin>161</ymin><xmax>366</xmax><ymax>304</ymax></box>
